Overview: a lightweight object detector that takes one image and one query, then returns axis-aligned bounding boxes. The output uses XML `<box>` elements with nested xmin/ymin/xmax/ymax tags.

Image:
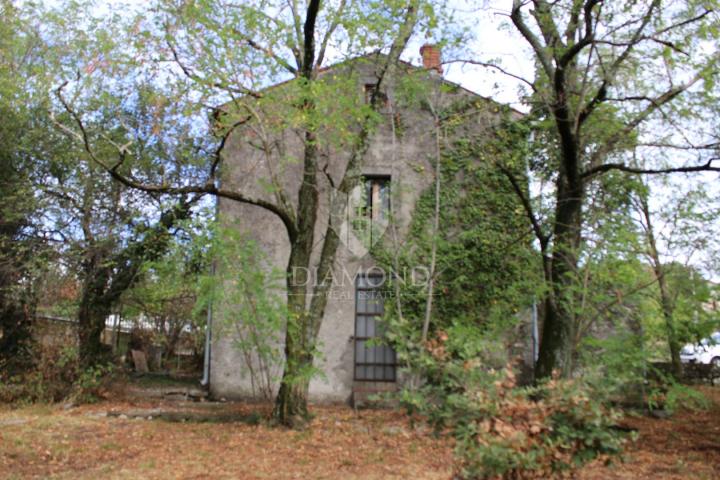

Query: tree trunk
<box><xmin>655</xmin><ymin>265</ymin><xmax>682</xmax><ymax>377</ymax></box>
<box><xmin>77</xmin><ymin>260</ymin><xmax>113</xmax><ymax>366</ymax></box>
<box><xmin>639</xmin><ymin>192</ymin><xmax>682</xmax><ymax>377</ymax></box>
<box><xmin>273</xmin><ymin>141</ymin><xmax>319</xmax><ymax>425</ymax></box>
<box><xmin>76</xmin><ymin>200</ymin><xmax>194</xmax><ymax>367</ymax></box>
<box><xmin>535</xmin><ymin>170</ymin><xmax>584</xmax><ymax>379</ymax></box>
<box><xmin>421</xmin><ymin>115</ymin><xmax>442</xmax><ymax>343</ymax></box>
<box><xmin>272</xmin><ymin>346</ymin><xmax>312</xmax><ymax>427</ymax></box>
<box><xmin>273</xmin><ymin>259</ymin><xmax>315</xmax><ymax>425</ymax></box>
<box><xmin>0</xmin><ymin>300</ymin><xmax>33</xmax><ymax>373</ymax></box>
<box><xmin>533</xmin><ymin>63</ymin><xmax>587</xmax><ymax>380</ymax></box>
<box><xmin>77</xmin><ymin>302</ymin><xmax>111</xmax><ymax>365</ymax></box>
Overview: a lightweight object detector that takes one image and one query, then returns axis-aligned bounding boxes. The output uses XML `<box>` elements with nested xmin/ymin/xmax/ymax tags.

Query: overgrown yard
<box><xmin>1</xmin><ymin>387</ymin><xmax>720</xmax><ymax>479</ymax></box>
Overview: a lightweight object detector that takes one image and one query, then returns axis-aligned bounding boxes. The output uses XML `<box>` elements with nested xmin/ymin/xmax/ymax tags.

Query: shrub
<box><xmin>646</xmin><ymin>373</ymin><xmax>710</xmax><ymax>414</ymax></box>
<box><xmin>457</xmin><ymin>369</ymin><xmax>627</xmax><ymax>479</ymax></box>
<box><xmin>398</xmin><ymin>332</ymin><xmax>629</xmax><ymax>479</ymax></box>
<box><xmin>581</xmin><ymin>332</ymin><xmax>711</xmax><ymax>414</ymax></box>
<box><xmin>0</xmin><ymin>344</ymin><xmax>115</xmax><ymax>404</ymax></box>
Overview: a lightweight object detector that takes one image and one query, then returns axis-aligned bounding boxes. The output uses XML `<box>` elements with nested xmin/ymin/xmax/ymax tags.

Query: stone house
<box><xmin>206</xmin><ymin>46</ymin><xmax>525</xmax><ymax>404</ymax></box>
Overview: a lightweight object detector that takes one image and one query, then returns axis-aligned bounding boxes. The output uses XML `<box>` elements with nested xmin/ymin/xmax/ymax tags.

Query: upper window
<box><xmin>350</xmin><ymin>176</ymin><xmax>391</xmax><ymax>251</ymax></box>
<box><xmin>363</xmin><ymin>84</ymin><xmax>388</xmax><ymax>107</ymax></box>
<box><xmin>363</xmin><ymin>176</ymin><xmax>390</xmax><ymax>221</ymax></box>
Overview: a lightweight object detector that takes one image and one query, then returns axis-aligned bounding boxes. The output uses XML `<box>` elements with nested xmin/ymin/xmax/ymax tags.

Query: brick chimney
<box><xmin>420</xmin><ymin>44</ymin><xmax>442</xmax><ymax>75</ymax></box>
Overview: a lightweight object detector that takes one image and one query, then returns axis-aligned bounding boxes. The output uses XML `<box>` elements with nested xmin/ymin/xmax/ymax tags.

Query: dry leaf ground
<box><xmin>1</xmin><ymin>386</ymin><xmax>719</xmax><ymax>479</ymax></box>
<box><xmin>579</xmin><ymin>386</ymin><xmax>720</xmax><ymax>480</ymax></box>
<box><xmin>0</xmin><ymin>399</ymin><xmax>451</xmax><ymax>480</ymax></box>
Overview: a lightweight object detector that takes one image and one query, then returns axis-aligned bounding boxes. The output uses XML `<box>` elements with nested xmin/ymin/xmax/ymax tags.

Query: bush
<box><xmin>398</xmin><ymin>332</ymin><xmax>629</xmax><ymax>479</ymax></box>
<box><xmin>0</xmin><ymin>344</ymin><xmax>115</xmax><ymax>404</ymax></box>
<box><xmin>581</xmin><ymin>333</ymin><xmax>711</xmax><ymax>414</ymax></box>
<box><xmin>646</xmin><ymin>370</ymin><xmax>710</xmax><ymax>414</ymax></box>
<box><xmin>456</xmin><ymin>369</ymin><xmax>627</xmax><ymax>479</ymax></box>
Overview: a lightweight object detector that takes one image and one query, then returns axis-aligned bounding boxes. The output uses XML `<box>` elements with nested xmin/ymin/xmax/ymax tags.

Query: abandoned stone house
<box><xmin>206</xmin><ymin>46</ymin><xmax>527</xmax><ymax>404</ymax></box>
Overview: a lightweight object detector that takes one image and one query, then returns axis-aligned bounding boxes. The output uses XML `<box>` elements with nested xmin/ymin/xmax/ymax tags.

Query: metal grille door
<box><xmin>354</xmin><ymin>275</ymin><xmax>396</xmax><ymax>381</ymax></box>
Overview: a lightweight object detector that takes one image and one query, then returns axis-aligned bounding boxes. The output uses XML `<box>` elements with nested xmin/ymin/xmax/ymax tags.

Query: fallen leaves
<box><xmin>579</xmin><ymin>386</ymin><xmax>720</xmax><ymax>479</ymax></box>
<box><xmin>0</xmin><ymin>401</ymin><xmax>452</xmax><ymax>479</ymax></box>
<box><xmin>2</xmin><ymin>386</ymin><xmax>720</xmax><ymax>479</ymax></box>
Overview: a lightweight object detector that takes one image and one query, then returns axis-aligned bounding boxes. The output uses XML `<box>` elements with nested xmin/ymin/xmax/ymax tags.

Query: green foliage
<box><xmin>121</xmin><ymin>215</ymin><xmax>211</xmax><ymax>369</ymax></box>
<box><xmin>376</xmin><ymin>109</ymin><xmax>539</xmax><ymax>338</ymax></box>
<box><xmin>197</xmin><ymin>222</ymin><xmax>289</xmax><ymax>400</ymax></box>
<box><xmin>0</xmin><ymin>1</ymin><xmax>57</xmax><ymax>372</ymax></box>
<box><xmin>70</xmin><ymin>362</ymin><xmax>115</xmax><ymax>404</ymax></box>
<box><xmin>581</xmin><ymin>329</ymin><xmax>649</xmax><ymax>398</ymax></box>
<box><xmin>580</xmin><ymin>324</ymin><xmax>713</xmax><ymax>415</ymax></box>
<box><xmin>647</xmin><ymin>380</ymin><xmax>710</xmax><ymax>415</ymax></box>
<box><xmin>654</xmin><ymin>263</ymin><xmax>719</xmax><ymax>345</ymax></box>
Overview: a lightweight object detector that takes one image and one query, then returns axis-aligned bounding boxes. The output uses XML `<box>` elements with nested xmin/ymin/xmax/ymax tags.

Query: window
<box><xmin>351</xmin><ymin>176</ymin><xmax>390</xmax><ymax>249</ymax></box>
<box><xmin>364</xmin><ymin>176</ymin><xmax>390</xmax><ymax>221</ymax></box>
<box><xmin>354</xmin><ymin>275</ymin><xmax>396</xmax><ymax>381</ymax></box>
<box><xmin>363</xmin><ymin>84</ymin><xmax>388</xmax><ymax>107</ymax></box>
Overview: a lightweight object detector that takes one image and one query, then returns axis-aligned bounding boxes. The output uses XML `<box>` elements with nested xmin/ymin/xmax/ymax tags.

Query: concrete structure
<box><xmin>208</xmin><ymin>48</ymin><xmax>515</xmax><ymax>403</ymax></box>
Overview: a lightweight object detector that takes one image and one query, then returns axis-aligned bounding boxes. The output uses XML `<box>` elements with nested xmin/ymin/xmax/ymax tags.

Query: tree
<box><xmin>32</xmin><ymin>3</ymin><xmax>208</xmax><ymax>365</ymax></box>
<box><xmin>121</xmin><ymin>215</ymin><xmax>211</xmax><ymax>370</ymax></box>
<box><xmin>40</xmin><ymin>136</ymin><xmax>199</xmax><ymax>365</ymax></box>
<box><xmin>467</xmin><ymin>0</ymin><xmax>720</xmax><ymax>377</ymax></box>
<box><xmin>0</xmin><ymin>1</ymin><xmax>201</xmax><ymax>370</ymax></box>
<box><xmin>0</xmin><ymin>1</ymin><xmax>51</xmax><ymax>373</ymax></box>
<box><xmin>634</xmin><ymin>178</ymin><xmax>720</xmax><ymax>375</ymax></box>
<box><xmin>48</xmin><ymin>0</ymin><xmax>436</xmax><ymax>425</ymax></box>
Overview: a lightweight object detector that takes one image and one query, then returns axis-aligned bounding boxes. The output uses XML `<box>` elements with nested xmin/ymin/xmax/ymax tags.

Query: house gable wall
<box><xmin>210</xmin><ymin>58</ymin><xmax>504</xmax><ymax>402</ymax></box>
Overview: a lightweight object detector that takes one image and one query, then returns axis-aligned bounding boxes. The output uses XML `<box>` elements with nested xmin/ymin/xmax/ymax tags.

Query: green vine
<box><xmin>375</xmin><ymin>106</ymin><xmax>540</xmax><ymax>339</ymax></box>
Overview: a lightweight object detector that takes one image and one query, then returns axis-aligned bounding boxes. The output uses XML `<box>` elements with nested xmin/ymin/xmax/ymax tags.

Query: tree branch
<box><xmin>315</xmin><ymin>0</ymin><xmax>347</xmax><ymax>69</ymax></box>
<box><xmin>52</xmin><ymin>81</ymin><xmax>299</xmax><ymax>243</ymax></box>
<box><xmin>166</xmin><ymin>37</ymin><xmax>263</xmax><ymax>98</ymax></box>
<box><xmin>510</xmin><ymin>0</ymin><xmax>554</xmax><ymax>80</ymax></box>
<box><xmin>653</xmin><ymin>9</ymin><xmax>713</xmax><ymax>37</ymax></box>
<box><xmin>581</xmin><ymin>158</ymin><xmax>720</xmax><ymax>179</ymax></box>
<box><xmin>301</xmin><ymin>0</ymin><xmax>321</xmax><ymax>78</ymax></box>
<box><xmin>444</xmin><ymin>59</ymin><xmax>536</xmax><ymax>92</ymax></box>
<box><xmin>577</xmin><ymin>0</ymin><xmax>659</xmax><ymax>126</ymax></box>
<box><xmin>499</xmin><ymin>164</ymin><xmax>550</xmax><ymax>250</ymax></box>
<box><xmin>558</xmin><ymin>0</ymin><xmax>601</xmax><ymax>67</ymax></box>
<box><xmin>288</xmin><ymin>0</ymin><xmax>304</xmax><ymax>68</ymax></box>
<box><xmin>587</xmin><ymin>62</ymin><xmax>715</xmax><ymax>167</ymax></box>
<box><xmin>230</xmin><ymin>27</ymin><xmax>297</xmax><ymax>74</ymax></box>
<box><xmin>595</xmin><ymin>36</ymin><xmax>689</xmax><ymax>56</ymax></box>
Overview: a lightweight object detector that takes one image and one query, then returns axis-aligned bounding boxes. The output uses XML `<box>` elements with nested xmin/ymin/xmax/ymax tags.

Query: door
<box><xmin>354</xmin><ymin>274</ymin><xmax>397</xmax><ymax>381</ymax></box>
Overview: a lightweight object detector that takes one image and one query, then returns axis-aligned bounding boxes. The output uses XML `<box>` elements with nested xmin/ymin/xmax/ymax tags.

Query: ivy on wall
<box><xmin>375</xmin><ymin>105</ymin><xmax>540</xmax><ymax>339</ymax></box>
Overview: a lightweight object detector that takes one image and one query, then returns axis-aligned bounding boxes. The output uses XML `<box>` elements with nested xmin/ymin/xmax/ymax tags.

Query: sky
<box><xmin>427</xmin><ymin>1</ymin><xmax>533</xmax><ymax>109</ymax></box>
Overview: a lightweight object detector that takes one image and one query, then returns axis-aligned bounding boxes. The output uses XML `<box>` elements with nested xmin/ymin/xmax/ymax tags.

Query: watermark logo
<box><xmin>289</xmin><ymin>265</ymin><xmax>431</xmax><ymax>290</ymax></box>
